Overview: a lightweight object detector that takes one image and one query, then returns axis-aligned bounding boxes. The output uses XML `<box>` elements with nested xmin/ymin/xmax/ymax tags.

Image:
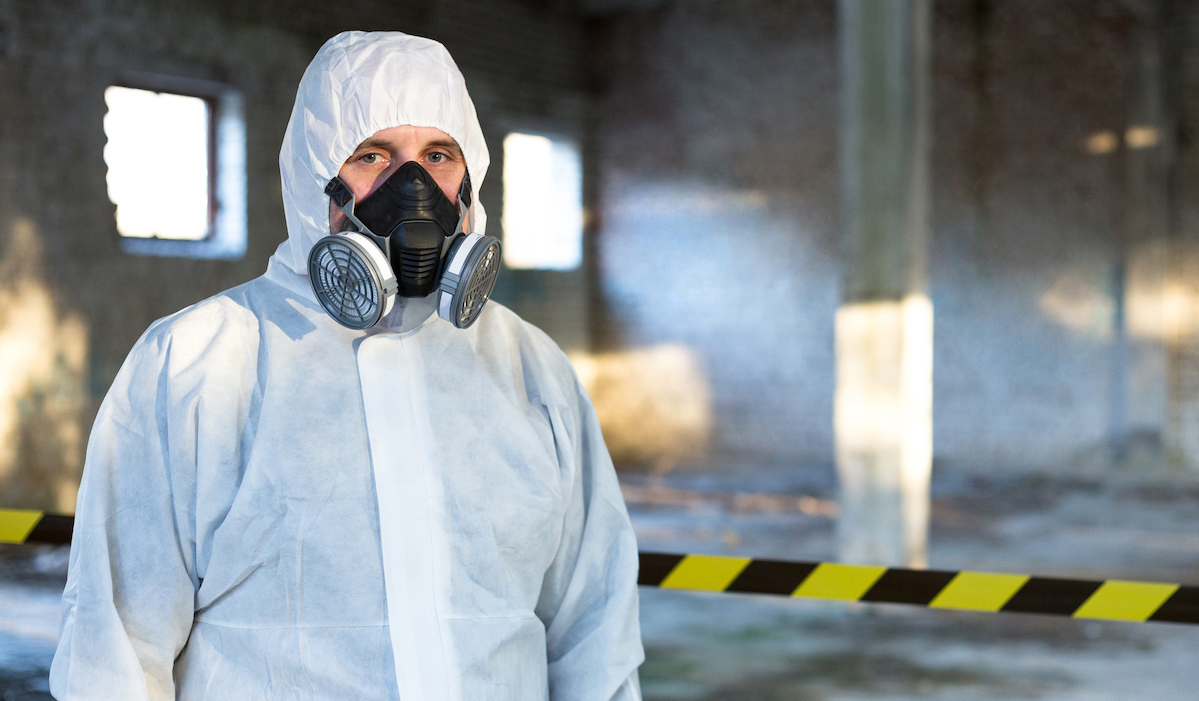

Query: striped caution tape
<box><xmin>0</xmin><ymin>509</ymin><xmax>73</xmax><ymax>545</ymax></box>
<box><xmin>5</xmin><ymin>509</ymin><xmax>1196</xmax><ymax>625</ymax></box>
<box><xmin>639</xmin><ymin>552</ymin><xmax>1199</xmax><ymax>625</ymax></box>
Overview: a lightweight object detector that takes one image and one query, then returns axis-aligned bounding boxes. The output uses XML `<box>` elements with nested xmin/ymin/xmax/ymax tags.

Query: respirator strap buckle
<box><xmin>325</xmin><ymin>176</ymin><xmax>354</xmax><ymax>208</ymax></box>
<box><xmin>452</xmin><ymin>170</ymin><xmax>473</xmax><ymax>236</ymax></box>
<box><xmin>325</xmin><ymin>176</ymin><xmax>390</xmax><ymax>254</ymax></box>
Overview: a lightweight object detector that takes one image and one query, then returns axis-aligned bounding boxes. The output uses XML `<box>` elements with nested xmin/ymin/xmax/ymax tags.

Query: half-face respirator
<box><xmin>308</xmin><ymin>160</ymin><xmax>502</xmax><ymax>330</ymax></box>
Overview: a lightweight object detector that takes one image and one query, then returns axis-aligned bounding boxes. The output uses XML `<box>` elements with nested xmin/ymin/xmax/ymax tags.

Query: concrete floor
<box><xmin>0</xmin><ymin>547</ymin><xmax>63</xmax><ymax>701</ymax></box>
<box><xmin>630</xmin><ymin>462</ymin><xmax>1199</xmax><ymax>700</ymax></box>
<box><xmin>2</xmin><ymin>463</ymin><xmax>1198</xmax><ymax>699</ymax></box>
<box><xmin>638</xmin><ymin>587</ymin><xmax>1199</xmax><ymax>700</ymax></box>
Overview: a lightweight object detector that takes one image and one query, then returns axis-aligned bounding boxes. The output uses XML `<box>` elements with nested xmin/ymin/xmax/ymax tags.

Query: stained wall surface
<box><xmin>588</xmin><ymin>0</ymin><xmax>1166</xmax><ymax>469</ymax></box>
<box><xmin>589</xmin><ymin>1</ymin><xmax>840</xmax><ymax>465</ymax></box>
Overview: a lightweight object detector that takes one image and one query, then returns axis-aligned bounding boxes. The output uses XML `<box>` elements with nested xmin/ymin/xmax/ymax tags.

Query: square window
<box><xmin>501</xmin><ymin>132</ymin><xmax>583</xmax><ymax>270</ymax></box>
<box><xmin>104</xmin><ymin>86</ymin><xmax>211</xmax><ymax>241</ymax></box>
<box><xmin>103</xmin><ymin>79</ymin><xmax>246</xmax><ymax>259</ymax></box>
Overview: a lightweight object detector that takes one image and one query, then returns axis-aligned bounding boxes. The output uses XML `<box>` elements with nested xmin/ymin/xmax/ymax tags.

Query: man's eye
<box><xmin>427</xmin><ymin>153</ymin><xmax>444</xmax><ymax>164</ymax></box>
<box><xmin>359</xmin><ymin>153</ymin><xmax>382</xmax><ymax>164</ymax></box>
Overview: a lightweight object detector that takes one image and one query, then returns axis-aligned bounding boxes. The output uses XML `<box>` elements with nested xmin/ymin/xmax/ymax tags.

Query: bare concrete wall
<box><xmin>589</xmin><ymin>0</ymin><xmax>1150</xmax><ymax>470</ymax></box>
<box><xmin>931</xmin><ymin>1</ymin><xmax>1135</xmax><ymax>468</ymax></box>
<box><xmin>0</xmin><ymin>0</ymin><xmax>591</xmax><ymax>510</ymax></box>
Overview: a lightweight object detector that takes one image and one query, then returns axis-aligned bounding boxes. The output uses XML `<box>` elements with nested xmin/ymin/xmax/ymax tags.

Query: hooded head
<box><xmin>274</xmin><ymin>31</ymin><xmax>490</xmax><ymax>277</ymax></box>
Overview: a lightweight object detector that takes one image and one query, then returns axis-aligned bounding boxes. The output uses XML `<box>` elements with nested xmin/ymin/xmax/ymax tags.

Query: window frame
<box><xmin>105</xmin><ymin>72</ymin><xmax>246</xmax><ymax>260</ymax></box>
<box><xmin>498</xmin><ymin>125</ymin><xmax>586</xmax><ymax>272</ymax></box>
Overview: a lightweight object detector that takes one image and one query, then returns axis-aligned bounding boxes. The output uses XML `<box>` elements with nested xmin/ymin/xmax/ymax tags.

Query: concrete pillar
<box><xmin>1119</xmin><ymin>4</ymin><xmax>1172</xmax><ymax>467</ymax></box>
<box><xmin>835</xmin><ymin>0</ymin><xmax>933</xmax><ymax>567</ymax></box>
<box><xmin>1164</xmin><ymin>0</ymin><xmax>1199</xmax><ymax>470</ymax></box>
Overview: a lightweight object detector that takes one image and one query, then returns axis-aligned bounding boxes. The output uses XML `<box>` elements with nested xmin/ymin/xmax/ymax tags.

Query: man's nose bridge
<box><xmin>366</xmin><ymin>160</ymin><xmax>406</xmax><ymax>201</ymax></box>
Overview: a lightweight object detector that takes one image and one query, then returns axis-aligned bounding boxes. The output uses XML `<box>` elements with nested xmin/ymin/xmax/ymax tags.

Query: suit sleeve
<box><xmin>50</xmin><ymin>333</ymin><xmax>198</xmax><ymax>701</ymax></box>
<box><xmin>535</xmin><ymin>380</ymin><xmax>644</xmax><ymax>701</ymax></box>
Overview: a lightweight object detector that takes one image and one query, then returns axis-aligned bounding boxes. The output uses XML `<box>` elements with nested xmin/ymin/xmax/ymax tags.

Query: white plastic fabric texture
<box><xmin>50</xmin><ymin>31</ymin><xmax>643</xmax><ymax>701</ymax></box>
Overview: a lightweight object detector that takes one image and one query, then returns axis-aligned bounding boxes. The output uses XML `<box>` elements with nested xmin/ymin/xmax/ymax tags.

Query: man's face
<box><xmin>329</xmin><ymin>125</ymin><xmax>467</xmax><ymax>233</ymax></box>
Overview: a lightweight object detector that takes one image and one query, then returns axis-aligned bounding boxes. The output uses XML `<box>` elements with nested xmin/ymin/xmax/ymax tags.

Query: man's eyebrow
<box><xmin>426</xmin><ymin>139</ymin><xmax>464</xmax><ymax>159</ymax></box>
<box><xmin>353</xmin><ymin>137</ymin><xmax>390</xmax><ymax>151</ymax></box>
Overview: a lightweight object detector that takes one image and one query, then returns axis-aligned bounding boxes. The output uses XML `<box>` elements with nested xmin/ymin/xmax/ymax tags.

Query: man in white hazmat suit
<box><xmin>50</xmin><ymin>31</ymin><xmax>644</xmax><ymax>700</ymax></box>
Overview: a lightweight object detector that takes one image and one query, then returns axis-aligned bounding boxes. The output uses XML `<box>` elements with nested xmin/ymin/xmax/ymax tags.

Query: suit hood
<box><xmin>272</xmin><ymin>31</ymin><xmax>490</xmax><ymax>279</ymax></box>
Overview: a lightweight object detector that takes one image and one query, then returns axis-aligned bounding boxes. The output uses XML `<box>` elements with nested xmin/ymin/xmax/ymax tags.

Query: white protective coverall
<box><xmin>50</xmin><ymin>31</ymin><xmax>643</xmax><ymax>701</ymax></box>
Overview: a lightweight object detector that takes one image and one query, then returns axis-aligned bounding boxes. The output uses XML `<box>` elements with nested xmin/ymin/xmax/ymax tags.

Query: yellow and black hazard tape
<box><xmin>0</xmin><ymin>509</ymin><xmax>73</xmax><ymax>545</ymax></box>
<box><xmin>638</xmin><ymin>552</ymin><xmax>1199</xmax><ymax>625</ymax></box>
<box><xmin>5</xmin><ymin>509</ymin><xmax>1196</xmax><ymax>625</ymax></box>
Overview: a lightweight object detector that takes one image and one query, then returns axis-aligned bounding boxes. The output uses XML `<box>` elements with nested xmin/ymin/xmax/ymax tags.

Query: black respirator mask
<box><xmin>307</xmin><ymin>160</ymin><xmax>502</xmax><ymax>330</ymax></box>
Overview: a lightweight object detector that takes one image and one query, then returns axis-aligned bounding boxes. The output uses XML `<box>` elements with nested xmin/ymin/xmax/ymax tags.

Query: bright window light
<box><xmin>501</xmin><ymin>132</ymin><xmax>583</xmax><ymax>270</ymax></box>
<box><xmin>103</xmin><ymin>86</ymin><xmax>210</xmax><ymax>241</ymax></box>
